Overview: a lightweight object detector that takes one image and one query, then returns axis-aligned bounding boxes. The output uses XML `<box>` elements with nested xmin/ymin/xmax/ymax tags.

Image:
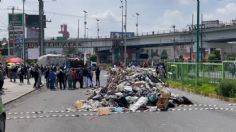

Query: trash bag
<box><xmin>129</xmin><ymin>97</ymin><xmax>148</xmax><ymax>112</ymax></box>
<box><xmin>115</xmin><ymin>96</ymin><xmax>129</xmax><ymax>108</ymax></box>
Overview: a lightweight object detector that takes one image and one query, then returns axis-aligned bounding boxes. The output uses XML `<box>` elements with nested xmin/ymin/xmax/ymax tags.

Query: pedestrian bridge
<box><xmin>26</xmin><ymin>24</ymin><xmax>236</xmax><ymax>49</ymax></box>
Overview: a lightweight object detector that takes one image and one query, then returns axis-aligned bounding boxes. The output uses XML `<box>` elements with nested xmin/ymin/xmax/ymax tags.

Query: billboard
<box><xmin>27</xmin><ymin>28</ymin><xmax>39</xmax><ymax>39</ymax></box>
<box><xmin>28</xmin><ymin>48</ymin><xmax>39</xmax><ymax>60</ymax></box>
<box><xmin>110</xmin><ymin>32</ymin><xmax>135</xmax><ymax>38</ymax></box>
<box><xmin>8</xmin><ymin>14</ymin><xmax>24</xmax><ymax>47</ymax></box>
<box><xmin>8</xmin><ymin>14</ymin><xmax>23</xmax><ymax>26</ymax></box>
<box><xmin>26</xmin><ymin>14</ymin><xmax>46</xmax><ymax>28</ymax></box>
<box><xmin>46</xmin><ymin>48</ymin><xmax>63</xmax><ymax>54</ymax></box>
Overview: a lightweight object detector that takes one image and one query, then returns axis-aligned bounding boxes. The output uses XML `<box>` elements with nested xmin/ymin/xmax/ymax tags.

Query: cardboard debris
<box><xmin>97</xmin><ymin>107</ymin><xmax>112</xmax><ymax>116</ymax></box>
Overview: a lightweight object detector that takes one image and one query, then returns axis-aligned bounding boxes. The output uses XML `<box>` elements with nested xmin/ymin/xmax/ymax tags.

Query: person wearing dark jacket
<box><xmin>78</xmin><ymin>68</ymin><xmax>83</xmax><ymax>88</ymax></box>
<box><xmin>57</xmin><ymin>69</ymin><xmax>65</xmax><ymax>90</ymax></box>
<box><xmin>83</xmin><ymin>67</ymin><xmax>88</xmax><ymax>88</ymax></box>
<box><xmin>0</xmin><ymin>66</ymin><xmax>5</xmax><ymax>94</ymax></box>
<box><xmin>45</xmin><ymin>68</ymin><xmax>50</xmax><ymax>88</ymax></box>
<box><xmin>33</xmin><ymin>68</ymin><xmax>39</xmax><ymax>88</ymax></box>
<box><xmin>95</xmin><ymin>66</ymin><xmax>101</xmax><ymax>87</ymax></box>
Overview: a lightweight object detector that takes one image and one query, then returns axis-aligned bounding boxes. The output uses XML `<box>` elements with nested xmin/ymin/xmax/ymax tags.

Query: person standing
<box><xmin>48</xmin><ymin>69</ymin><xmax>56</xmax><ymax>90</ymax></box>
<box><xmin>87</xmin><ymin>67</ymin><xmax>93</xmax><ymax>87</ymax></box>
<box><xmin>71</xmin><ymin>69</ymin><xmax>77</xmax><ymax>89</ymax></box>
<box><xmin>45</xmin><ymin>67</ymin><xmax>49</xmax><ymax>88</ymax></box>
<box><xmin>12</xmin><ymin>66</ymin><xmax>17</xmax><ymax>83</ymax></box>
<box><xmin>26</xmin><ymin>66</ymin><xmax>31</xmax><ymax>85</ymax></box>
<box><xmin>0</xmin><ymin>66</ymin><xmax>5</xmax><ymax>94</ymax></box>
<box><xmin>78</xmin><ymin>68</ymin><xmax>83</xmax><ymax>89</ymax></box>
<box><xmin>83</xmin><ymin>67</ymin><xmax>88</xmax><ymax>88</ymax></box>
<box><xmin>33</xmin><ymin>67</ymin><xmax>39</xmax><ymax>88</ymax></box>
<box><xmin>57</xmin><ymin>69</ymin><xmax>65</xmax><ymax>90</ymax></box>
<box><xmin>66</xmin><ymin>69</ymin><xmax>73</xmax><ymax>90</ymax></box>
<box><xmin>95</xmin><ymin>66</ymin><xmax>101</xmax><ymax>87</ymax></box>
<box><xmin>18</xmin><ymin>67</ymin><xmax>24</xmax><ymax>83</ymax></box>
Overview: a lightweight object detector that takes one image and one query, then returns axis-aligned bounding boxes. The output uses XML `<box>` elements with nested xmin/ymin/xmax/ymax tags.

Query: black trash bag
<box><xmin>147</xmin><ymin>75</ymin><xmax>161</xmax><ymax>83</ymax></box>
<box><xmin>168</xmin><ymin>101</ymin><xmax>176</xmax><ymax>108</ymax></box>
<box><xmin>115</xmin><ymin>96</ymin><xmax>129</xmax><ymax>108</ymax></box>
<box><xmin>181</xmin><ymin>96</ymin><xmax>193</xmax><ymax>105</ymax></box>
<box><xmin>173</xmin><ymin>96</ymin><xmax>193</xmax><ymax>105</ymax></box>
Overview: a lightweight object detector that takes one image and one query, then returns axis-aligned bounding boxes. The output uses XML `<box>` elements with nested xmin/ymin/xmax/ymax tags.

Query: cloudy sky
<box><xmin>0</xmin><ymin>0</ymin><xmax>236</xmax><ymax>39</ymax></box>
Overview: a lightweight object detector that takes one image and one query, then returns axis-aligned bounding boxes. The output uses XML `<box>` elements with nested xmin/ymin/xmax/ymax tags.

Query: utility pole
<box><xmin>172</xmin><ymin>25</ymin><xmax>176</xmax><ymax>62</ymax></box>
<box><xmin>12</xmin><ymin>7</ymin><xmax>15</xmax><ymax>56</ymax></box>
<box><xmin>86</xmin><ymin>28</ymin><xmax>88</xmax><ymax>38</ymax></box>
<box><xmin>124</xmin><ymin>0</ymin><xmax>127</xmax><ymax>67</ymax></box>
<box><xmin>38</xmin><ymin>0</ymin><xmax>45</xmax><ymax>56</ymax></box>
<box><xmin>196</xmin><ymin>0</ymin><xmax>200</xmax><ymax>85</ymax></box>
<box><xmin>136</xmin><ymin>13</ymin><xmax>140</xmax><ymax>36</ymax></box>
<box><xmin>96</xmin><ymin>19</ymin><xmax>100</xmax><ymax>39</ymax></box>
<box><xmin>22</xmin><ymin>0</ymin><xmax>25</xmax><ymax>60</ymax></box>
<box><xmin>120</xmin><ymin>0</ymin><xmax>124</xmax><ymax>40</ymax></box>
<box><xmin>83</xmin><ymin>10</ymin><xmax>87</xmax><ymax>39</ymax></box>
<box><xmin>77</xmin><ymin>19</ymin><xmax>80</xmax><ymax>39</ymax></box>
<box><xmin>201</xmin><ymin>13</ymin><xmax>204</xmax><ymax>62</ymax></box>
<box><xmin>196</xmin><ymin>0</ymin><xmax>200</xmax><ymax>64</ymax></box>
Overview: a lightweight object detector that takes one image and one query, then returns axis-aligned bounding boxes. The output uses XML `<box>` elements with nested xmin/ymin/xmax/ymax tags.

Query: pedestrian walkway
<box><xmin>2</xmin><ymin>78</ymin><xmax>35</xmax><ymax>104</ymax></box>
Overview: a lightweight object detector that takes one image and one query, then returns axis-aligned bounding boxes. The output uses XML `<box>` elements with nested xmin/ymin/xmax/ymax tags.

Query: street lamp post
<box><xmin>22</xmin><ymin>0</ymin><xmax>25</xmax><ymax>60</ymax></box>
<box><xmin>96</xmin><ymin>19</ymin><xmax>100</xmax><ymax>39</ymax></box>
<box><xmin>124</xmin><ymin>0</ymin><xmax>127</xmax><ymax>67</ymax></box>
<box><xmin>136</xmin><ymin>13</ymin><xmax>140</xmax><ymax>36</ymax></box>
<box><xmin>86</xmin><ymin>28</ymin><xmax>88</xmax><ymax>38</ymax></box>
<box><xmin>196</xmin><ymin>0</ymin><xmax>200</xmax><ymax>85</ymax></box>
<box><xmin>83</xmin><ymin>10</ymin><xmax>88</xmax><ymax>39</ymax></box>
<box><xmin>172</xmin><ymin>25</ymin><xmax>176</xmax><ymax>61</ymax></box>
<box><xmin>120</xmin><ymin>0</ymin><xmax>124</xmax><ymax>40</ymax></box>
<box><xmin>196</xmin><ymin>0</ymin><xmax>200</xmax><ymax>64</ymax></box>
<box><xmin>38</xmin><ymin>0</ymin><xmax>45</xmax><ymax>56</ymax></box>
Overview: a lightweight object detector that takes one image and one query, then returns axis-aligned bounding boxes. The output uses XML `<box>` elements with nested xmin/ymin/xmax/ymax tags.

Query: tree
<box><xmin>160</xmin><ymin>49</ymin><xmax>168</xmax><ymax>60</ymax></box>
<box><xmin>208</xmin><ymin>50</ymin><xmax>221</xmax><ymax>62</ymax></box>
<box><xmin>90</xmin><ymin>54</ymin><xmax>97</xmax><ymax>62</ymax></box>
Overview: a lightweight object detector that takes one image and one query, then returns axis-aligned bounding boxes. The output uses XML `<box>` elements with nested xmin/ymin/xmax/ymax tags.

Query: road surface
<box><xmin>5</xmin><ymin>71</ymin><xmax>236</xmax><ymax>132</ymax></box>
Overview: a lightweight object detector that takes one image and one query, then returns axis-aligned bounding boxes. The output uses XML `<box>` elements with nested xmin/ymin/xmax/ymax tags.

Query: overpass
<box><xmin>26</xmin><ymin>24</ymin><xmax>236</xmax><ymax>63</ymax></box>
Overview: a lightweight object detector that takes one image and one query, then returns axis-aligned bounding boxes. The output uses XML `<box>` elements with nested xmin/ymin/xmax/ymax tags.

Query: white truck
<box><xmin>37</xmin><ymin>54</ymin><xmax>66</xmax><ymax>67</ymax></box>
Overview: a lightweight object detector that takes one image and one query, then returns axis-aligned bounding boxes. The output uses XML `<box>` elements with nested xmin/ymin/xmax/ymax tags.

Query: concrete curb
<box><xmin>3</xmin><ymin>89</ymin><xmax>36</xmax><ymax>105</ymax></box>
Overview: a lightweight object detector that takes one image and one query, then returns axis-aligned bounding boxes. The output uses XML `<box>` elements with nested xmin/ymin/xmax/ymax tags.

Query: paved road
<box><xmin>5</xmin><ymin>70</ymin><xmax>236</xmax><ymax>132</ymax></box>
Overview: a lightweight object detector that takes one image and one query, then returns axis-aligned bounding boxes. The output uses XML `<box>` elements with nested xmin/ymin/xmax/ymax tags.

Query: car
<box><xmin>0</xmin><ymin>97</ymin><xmax>5</xmax><ymax>132</ymax></box>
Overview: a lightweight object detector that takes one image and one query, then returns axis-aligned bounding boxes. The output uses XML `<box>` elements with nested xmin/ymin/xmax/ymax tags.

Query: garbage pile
<box><xmin>75</xmin><ymin>67</ymin><xmax>192</xmax><ymax>115</ymax></box>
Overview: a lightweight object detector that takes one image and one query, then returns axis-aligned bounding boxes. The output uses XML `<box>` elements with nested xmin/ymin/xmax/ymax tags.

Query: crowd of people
<box><xmin>0</xmin><ymin>64</ymin><xmax>101</xmax><ymax>92</ymax></box>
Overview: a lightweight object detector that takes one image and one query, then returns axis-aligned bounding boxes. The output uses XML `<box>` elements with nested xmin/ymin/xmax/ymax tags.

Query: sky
<box><xmin>0</xmin><ymin>0</ymin><xmax>236</xmax><ymax>39</ymax></box>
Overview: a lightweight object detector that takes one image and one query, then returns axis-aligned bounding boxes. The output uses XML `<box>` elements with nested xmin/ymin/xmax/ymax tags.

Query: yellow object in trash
<box><xmin>97</xmin><ymin>107</ymin><xmax>111</xmax><ymax>116</ymax></box>
<box><xmin>74</xmin><ymin>100</ymin><xmax>84</xmax><ymax>109</ymax></box>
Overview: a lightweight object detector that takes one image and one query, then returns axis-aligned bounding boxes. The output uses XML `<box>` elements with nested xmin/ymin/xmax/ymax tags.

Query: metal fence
<box><xmin>167</xmin><ymin>61</ymin><xmax>236</xmax><ymax>84</ymax></box>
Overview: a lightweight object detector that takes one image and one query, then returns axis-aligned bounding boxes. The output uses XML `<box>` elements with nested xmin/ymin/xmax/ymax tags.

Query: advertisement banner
<box><xmin>46</xmin><ymin>48</ymin><xmax>63</xmax><ymax>54</ymax></box>
<box><xmin>28</xmin><ymin>48</ymin><xmax>39</xmax><ymax>60</ymax></box>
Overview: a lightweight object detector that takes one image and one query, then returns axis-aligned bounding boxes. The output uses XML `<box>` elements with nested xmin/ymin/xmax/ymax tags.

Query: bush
<box><xmin>90</xmin><ymin>55</ymin><xmax>97</xmax><ymax>62</ymax></box>
<box><xmin>217</xmin><ymin>80</ymin><xmax>236</xmax><ymax>98</ymax></box>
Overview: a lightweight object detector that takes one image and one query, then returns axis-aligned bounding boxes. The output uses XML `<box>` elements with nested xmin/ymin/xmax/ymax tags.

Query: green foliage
<box><xmin>167</xmin><ymin>80</ymin><xmax>217</xmax><ymax>95</ymax></box>
<box><xmin>161</xmin><ymin>49</ymin><xmax>168</xmax><ymax>60</ymax></box>
<box><xmin>226</xmin><ymin>54</ymin><xmax>236</xmax><ymax>60</ymax></box>
<box><xmin>90</xmin><ymin>54</ymin><xmax>97</xmax><ymax>62</ymax></box>
<box><xmin>217</xmin><ymin>80</ymin><xmax>236</xmax><ymax>98</ymax></box>
<box><xmin>208</xmin><ymin>50</ymin><xmax>221</xmax><ymax>62</ymax></box>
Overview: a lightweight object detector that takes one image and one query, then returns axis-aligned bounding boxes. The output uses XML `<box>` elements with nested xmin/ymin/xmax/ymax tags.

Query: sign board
<box><xmin>9</xmin><ymin>14</ymin><xmax>23</xmax><ymax>26</ymax></box>
<box><xmin>28</xmin><ymin>48</ymin><xmax>39</xmax><ymax>59</ymax></box>
<box><xmin>26</xmin><ymin>14</ymin><xmax>46</xmax><ymax>28</ymax></box>
<box><xmin>27</xmin><ymin>28</ymin><xmax>39</xmax><ymax>39</ymax></box>
<box><xmin>46</xmin><ymin>48</ymin><xmax>63</xmax><ymax>54</ymax></box>
<box><xmin>110</xmin><ymin>32</ymin><xmax>135</xmax><ymax>38</ymax></box>
<box><xmin>8</xmin><ymin>14</ymin><xmax>24</xmax><ymax>47</ymax></box>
